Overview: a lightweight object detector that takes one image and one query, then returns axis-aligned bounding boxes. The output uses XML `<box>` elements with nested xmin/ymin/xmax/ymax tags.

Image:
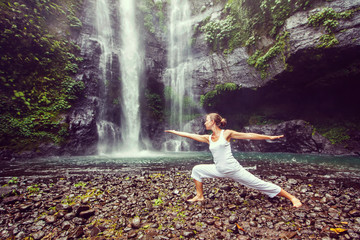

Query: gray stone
<box><xmin>131</xmin><ymin>216</ymin><xmax>141</xmax><ymax>229</ymax></box>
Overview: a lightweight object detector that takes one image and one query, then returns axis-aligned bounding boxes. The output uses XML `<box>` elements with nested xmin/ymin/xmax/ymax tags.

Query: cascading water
<box><xmin>163</xmin><ymin>0</ymin><xmax>196</xmax><ymax>151</ymax></box>
<box><xmin>93</xmin><ymin>0</ymin><xmax>121</xmax><ymax>154</ymax></box>
<box><xmin>118</xmin><ymin>0</ymin><xmax>143</xmax><ymax>153</ymax></box>
<box><xmin>88</xmin><ymin>0</ymin><xmax>143</xmax><ymax>154</ymax></box>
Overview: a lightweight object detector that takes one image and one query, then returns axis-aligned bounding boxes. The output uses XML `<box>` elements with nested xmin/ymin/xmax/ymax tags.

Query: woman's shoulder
<box><xmin>222</xmin><ymin>129</ymin><xmax>234</xmax><ymax>141</ymax></box>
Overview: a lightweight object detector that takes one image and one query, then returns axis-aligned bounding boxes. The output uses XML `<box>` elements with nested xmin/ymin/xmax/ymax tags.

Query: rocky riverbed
<box><xmin>0</xmin><ymin>161</ymin><xmax>360</xmax><ymax>239</ymax></box>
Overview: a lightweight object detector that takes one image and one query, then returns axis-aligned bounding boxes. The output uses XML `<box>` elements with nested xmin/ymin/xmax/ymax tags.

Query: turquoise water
<box><xmin>1</xmin><ymin>151</ymin><xmax>359</xmax><ymax>178</ymax></box>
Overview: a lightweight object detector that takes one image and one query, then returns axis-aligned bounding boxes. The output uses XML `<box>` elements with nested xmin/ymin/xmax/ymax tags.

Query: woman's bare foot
<box><xmin>187</xmin><ymin>196</ymin><xmax>204</xmax><ymax>202</ymax></box>
<box><xmin>290</xmin><ymin>197</ymin><xmax>302</xmax><ymax>208</ymax></box>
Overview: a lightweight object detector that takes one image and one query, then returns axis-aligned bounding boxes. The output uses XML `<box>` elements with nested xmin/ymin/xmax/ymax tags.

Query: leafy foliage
<box><xmin>199</xmin><ymin>0</ymin><xmax>314</xmax><ymax>54</ymax></box>
<box><xmin>200</xmin><ymin>83</ymin><xmax>241</xmax><ymax>107</ymax></box>
<box><xmin>247</xmin><ymin>32</ymin><xmax>290</xmax><ymax>78</ymax></box>
<box><xmin>200</xmin><ymin>15</ymin><xmax>241</xmax><ymax>52</ymax></box>
<box><xmin>317</xmin><ymin>126</ymin><xmax>351</xmax><ymax>145</ymax></box>
<box><xmin>138</xmin><ymin>0</ymin><xmax>167</xmax><ymax>34</ymax></box>
<box><xmin>0</xmin><ymin>0</ymin><xmax>84</xmax><ymax>151</ymax></box>
<box><xmin>308</xmin><ymin>7</ymin><xmax>360</xmax><ymax>48</ymax></box>
<box><xmin>145</xmin><ymin>90</ymin><xmax>164</xmax><ymax>122</ymax></box>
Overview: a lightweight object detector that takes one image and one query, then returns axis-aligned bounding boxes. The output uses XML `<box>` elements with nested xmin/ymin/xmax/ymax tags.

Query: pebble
<box><xmin>45</xmin><ymin>215</ymin><xmax>56</xmax><ymax>224</ymax></box>
<box><xmin>229</xmin><ymin>215</ymin><xmax>238</xmax><ymax>224</ymax></box>
<box><xmin>131</xmin><ymin>216</ymin><xmax>141</xmax><ymax>229</ymax></box>
<box><xmin>0</xmin><ymin>163</ymin><xmax>359</xmax><ymax>239</ymax></box>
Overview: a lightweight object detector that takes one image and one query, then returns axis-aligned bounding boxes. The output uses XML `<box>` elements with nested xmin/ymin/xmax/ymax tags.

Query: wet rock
<box><xmin>15</xmin><ymin>231</ymin><xmax>26</xmax><ymax>239</ymax></box>
<box><xmin>220</xmin><ymin>184</ymin><xmax>231</xmax><ymax>192</ymax></box>
<box><xmin>90</xmin><ymin>226</ymin><xmax>101</xmax><ymax>237</ymax></box>
<box><xmin>45</xmin><ymin>215</ymin><xmax>56</xmax><ymax>224</ymax></box>
<box><xmin>64</xmin><ymin>212</ymin><xmax>75</xmax><ymax>220</ymax></box>
<box><xmin>128</xmin><ymin>230</ymin><xmax>137</xmax><ymax>238</ymax></box>
<box><xmin>131</xmin><ymin>216</ymin><xmax>141</xmax><ymax>229</ymax></box>
<box><xmin>229</xmin><ymin>215</ymin><xmax>238</xmax><ymax>224</ymax></box>
<box><xmin>14</xmin><ymin>213</ymin><xmax>22</xmax><ymax>222</ymax></box>
<box><xmin>70</xmin><ymin>226</ymin><xmax>84</xmax><ymax>239</ymax></box>
<box><xmin>3</xmin><ymin>196</ymin><xmax>22</xmax><ymax>204</ymax></box>
<box><xmin>72</xmin><ymin>217</ymin><xmax>84</xmax><ymax>225</ymax></box>
<box><xmin>348</xmin><ymin>230</ymin><xmax>360</xmax><ymax>239</ymax></box>
<box><xmin>205</xmin><ymin>219</ymin><xmax>215</xmax><ymax>225</ymax></box>
<box><xmin>349</xmin><ymin>209</ymin><xmax>360</xmax><ymax>217</ymax></box>
<box><xmin>76</xmin><ymin>205</ymin><xmax>90</xmax><ymax>216</ymax></box>
<box><xmin>288</xmin><ymin>179</ymin><xmax>298</xmax><ymax>185</ymax></box>
<box><xmin>214</xmin><ymin>220</ymin><xmax>222</xmax><ymax>228</ymax></box>
<box><xmin>228</xmin><ymin>204</ymin><xmax>237</xmax><ymax>210</ymax></box>
<box><xmin>183</xmin><ymin>230</ymin><xmax>195</xmax><ymax>237</ymax></box>
<box><xmin>56</xmin><ymin>204</ymin><xmax>72</xmax><ymax>212</ymax></box>
<box><xmin>29</xmin><ymin>220</ymin><xmax>45</xmax><ymax>232</ymax></box>
<box><xmin>61</xmin><ymin>221</ymin><xmax>72</xmax><ymax>230</ymax></box>
<box><xmin>32</xmin><ymin>231</ymin><xmax>45</xmax><ymax>240</ymax></box>
<box><xmin>79</xmin><ymin>209</ymin><xmax>95</xmax><ymax>219</ymax></box>
<box><xmin>0</xmin><ymin>186</ymin><xmax>18</xmax><ymax>198</ymax></box>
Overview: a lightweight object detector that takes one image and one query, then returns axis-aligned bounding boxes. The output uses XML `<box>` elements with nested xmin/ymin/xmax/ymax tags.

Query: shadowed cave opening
<box><xmin>201</xmin><ymin>46</ymin><xmax>360</xmax><ymax>136</ymax></box>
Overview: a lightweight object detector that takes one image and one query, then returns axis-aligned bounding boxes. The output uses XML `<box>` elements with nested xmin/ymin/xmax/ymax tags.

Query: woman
<box><xmin>165</xmin><ymin>113</ymin><xmax>302</xmax><ymax>208</ymax></box>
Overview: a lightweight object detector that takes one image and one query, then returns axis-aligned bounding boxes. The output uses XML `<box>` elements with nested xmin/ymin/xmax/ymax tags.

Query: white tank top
<box><xmin>209</xmin><ymin>130</ymin><xmax>241</xmax><ymax>174</ymax></box>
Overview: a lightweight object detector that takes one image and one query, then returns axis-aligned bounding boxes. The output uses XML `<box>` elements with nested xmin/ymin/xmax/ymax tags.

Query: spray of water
<box><xmin>94</xmin><ymin>0</ymin><xmax>122</xmax><ymax>154</ymax></box>
<box><xmin>90</xmin><ymin>0</ymin><xmax>143</xmax><ymax>154</ymax></box>
<box><xmin>164</xmin><ymin>0</ymin><xmax>195</xmax><ymax>151</ymax></box>
<box><xmin>118</xmin><ymin>0</ymin><xmax>143</xmax><ymax>153</ymax></box>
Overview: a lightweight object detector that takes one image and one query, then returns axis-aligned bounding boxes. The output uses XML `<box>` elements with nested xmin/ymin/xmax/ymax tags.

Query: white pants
<box><xmin>191</xmin><ymin>164</ymin><xmax>281</xmax><ymax>198</ymax></box>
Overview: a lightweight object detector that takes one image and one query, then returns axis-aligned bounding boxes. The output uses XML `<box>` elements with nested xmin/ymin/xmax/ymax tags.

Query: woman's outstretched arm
<box><xmin>224</xmin><ymin>130</ymin><xmax>284</xmax><ymax>141</ymax></box>
<box><xmin>165</xmin><ymin>130</ymin><xmax>210</xmax><ymax>144</ymax></box>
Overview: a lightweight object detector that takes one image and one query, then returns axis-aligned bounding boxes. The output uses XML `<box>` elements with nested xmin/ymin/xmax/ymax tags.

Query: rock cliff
<box><xmin>3</xmin><ymin>0</ymin><xmax>359</xmax><ymax>158</ymax></box>
<box><xmin>146</xmin><ymin>0</ymin><xmax>360</xmax><ymax>155</ymax></box>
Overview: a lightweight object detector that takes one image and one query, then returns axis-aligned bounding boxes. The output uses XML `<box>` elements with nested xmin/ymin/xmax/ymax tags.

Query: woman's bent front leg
<box><xmin>187</xmin><ymin>180</ymin><xmax>204</xmax><ymax>202</ymax></box>
<box><xmin>188</xmin><ymin>164</ymin><xmax>225</xmax><ymax>202</ymax></box>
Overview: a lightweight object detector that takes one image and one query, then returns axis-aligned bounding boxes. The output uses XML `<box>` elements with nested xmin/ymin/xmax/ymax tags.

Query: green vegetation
<box><xmin>196</xmin><ymin>0</ymin><xmax>317</xmax><ymax>79</ymax></box>
<box><xmin>315</xmin><ymin>125</ymin><xmax>352</xmax><ymax>145</ymax></box>
<box><xmin>138</xmin><ymin>0</ymin><xmax>167</xmax><ymax>34</ymax></box>
<box><xmin>62</xmin><ymin>187</ymin><xmax>104</xmax><ymax>205</ymax></box>
<box><xmin>74</xmin><ymin>181</ymin><xmax>87</xmax><ymax>188</ymax></box>
<box><xmin>8</xmin><ymin>177</ymin><xmax>19</xmax><ymax>185</ymax></box>
<box><xmin>200</xmin><ymin>15</ymin><xmax>241</xmax><ymax>53</ymax></box>
<box><xmin>308</xmin><ymin>7</ymin><xmax>355</xmax><ymax>32</ymax></box>
<box><xmin>0</xmin><ymin>0</ymin><xmax>85</xmax><ymax>152</ymax></box>
<box><xmin>199</xmin><ymin>0</ymin><xmax>313</xmax><ymax>54</ymax></box>
<box><xmin>307</xmin><ymin>7</ymin><xmax>360</xmax><ymax>48</ymax></box>
<box><xmin>323</xmin><ymin>127</ymin><xmax>351</xmax><ymax>145</ymax></box>
<box><xmin>27</xmin><ymin>184</ymin><xmax>40</xmax><ymax>194</ymax></box>
<box><xmin>247</xmin><ymin>31</ymin><xmax>290</xmax><ymax>78</ymax></box>
<box><xmin>200</xmin><ymin>83</ymin><xmax>241</xmax><ymax>107</ymax></box>
<box><xmin>153</xmin><ymin>197</ymin><xmax>164</xmax><ymax>206</ymax></box>
<box><xmin>145</xmin><ymin>90</ymin><xmax>164</xmax><ymax>122</ymax></box>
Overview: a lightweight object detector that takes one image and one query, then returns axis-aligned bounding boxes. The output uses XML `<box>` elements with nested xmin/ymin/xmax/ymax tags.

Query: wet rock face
<box><xmin>0</xmin><ymin>163</ymin><xmax>359</xmax><ymax>239</ymax></box>
<box><xmin>189</xmin><ymin>0</ymin><xmax>360</xmax><ymax>92</ymax></box>
<box><xmin>64</xmin><ymin>98</ymin><xmax>99</xmax><ymax>156</ymax></box>
<box><xmin>237</xmin><ymin>120</ymin><xmax>352</xmax><ymax>155</ymax></box>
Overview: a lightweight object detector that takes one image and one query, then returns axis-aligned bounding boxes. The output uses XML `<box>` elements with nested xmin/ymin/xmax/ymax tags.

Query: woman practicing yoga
<box><xmin>165</xmin><ymin>113</ymin><xmax>302</xmax><ymax>208</ymax></box>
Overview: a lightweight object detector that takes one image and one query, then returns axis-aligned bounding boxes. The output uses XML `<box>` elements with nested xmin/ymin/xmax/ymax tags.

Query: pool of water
<box><xmin>1</xmin><ymin>151</ymin><xmax>359</xmax><ymax>178</ymax></box>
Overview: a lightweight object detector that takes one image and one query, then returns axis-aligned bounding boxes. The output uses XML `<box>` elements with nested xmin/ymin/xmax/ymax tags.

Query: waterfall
<box><xmin>93</xmin><ymin>0</ymin><xmax>121</xmax><ymax>154</ymax></box>
<box><xmin>118</xmin><ymin>0</ymin><xmax>143</xmax><ymax>152</ymax></box>
<box><xmin>88</xmin><ymin>0</ymin><xmax>142</xmax><ymax>154</ymax></box>
<box><xmin>163</xmin><ymin>0</ymin><xmax>195</xmax><ymax>151</ymax></box>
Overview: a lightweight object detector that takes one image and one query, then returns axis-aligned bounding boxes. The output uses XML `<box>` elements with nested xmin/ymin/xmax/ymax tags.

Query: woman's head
<box><xmin>205</xmin><ymin>113</ymin><xmax>227</xmax><ymax>129</ymax></box>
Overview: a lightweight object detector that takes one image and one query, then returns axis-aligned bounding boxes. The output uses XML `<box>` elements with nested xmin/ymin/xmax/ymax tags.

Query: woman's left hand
<box><xmin>269</xmin><ymin>135</ymin><xmax>284</xmax><ymax>140</ymax></box>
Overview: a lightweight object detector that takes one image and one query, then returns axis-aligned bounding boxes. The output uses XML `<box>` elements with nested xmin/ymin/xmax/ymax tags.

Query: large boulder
<box><xmin>235</xmin><ymin>120</ymin><xmax>353</xmax><ymax>155</ymax></box>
